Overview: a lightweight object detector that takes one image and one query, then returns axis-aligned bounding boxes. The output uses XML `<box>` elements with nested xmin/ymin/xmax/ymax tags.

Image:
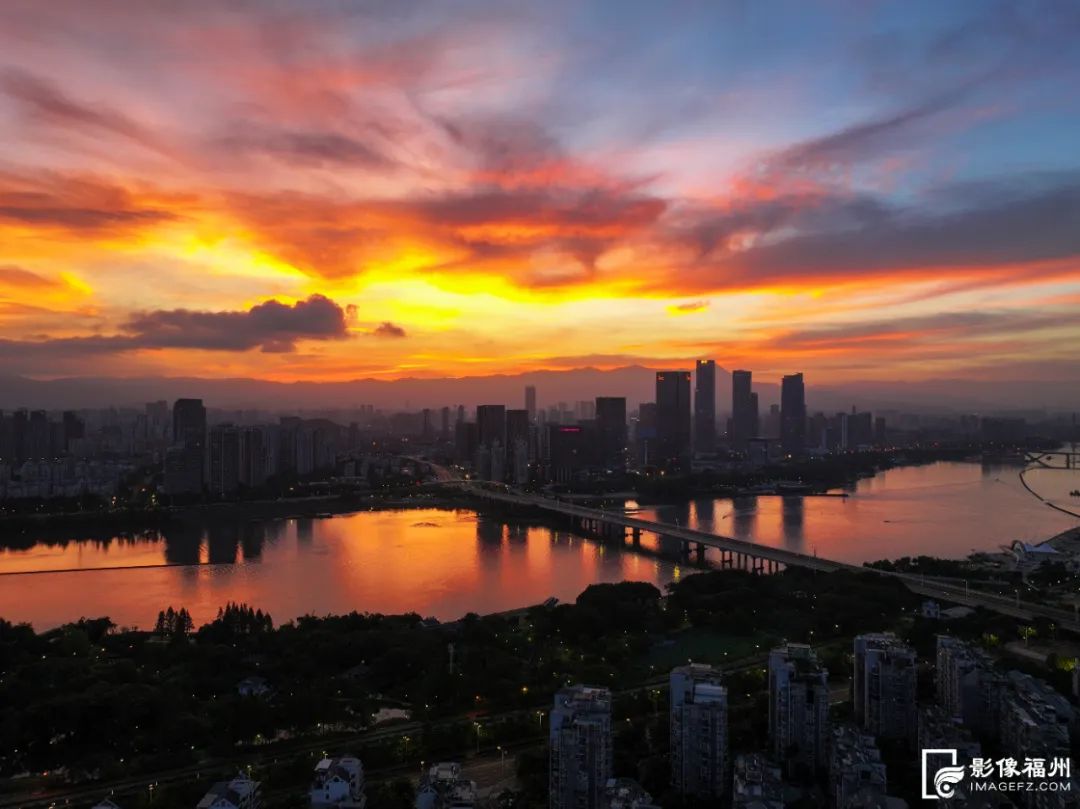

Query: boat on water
<box><xmin>776</xmin><ymin>480</ymin><xmax>811</xmax><ymax>494</ymax></box>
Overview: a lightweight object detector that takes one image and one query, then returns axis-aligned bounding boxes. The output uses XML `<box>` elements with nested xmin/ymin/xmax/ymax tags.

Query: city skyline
<box><xmin>1</xmin><ymin>1</ymin><xmax>1079</xmax><ymax>386</ymax></box>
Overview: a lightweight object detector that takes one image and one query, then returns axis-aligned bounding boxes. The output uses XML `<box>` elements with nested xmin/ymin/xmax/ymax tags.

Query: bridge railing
<box><xmin>459</xmin><ymin>482</ymin><xmax>1080</xmax><ymax>625</ymax></box>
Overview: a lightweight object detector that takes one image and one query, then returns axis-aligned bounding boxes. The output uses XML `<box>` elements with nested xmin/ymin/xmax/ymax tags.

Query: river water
<box><xmin>1</xmin><ymin>459</ymin><xmax>1077</xmax><ymax>631</ymax></box>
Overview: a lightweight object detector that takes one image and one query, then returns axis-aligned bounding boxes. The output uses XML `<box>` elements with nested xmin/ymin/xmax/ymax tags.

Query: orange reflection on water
<box><xmin>0</xmin><ymin>509</ymin><xmax>679</xmax><ymax>632</ymax></box>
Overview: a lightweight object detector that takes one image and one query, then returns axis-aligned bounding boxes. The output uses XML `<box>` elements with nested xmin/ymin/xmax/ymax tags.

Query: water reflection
<box><xmin>731</xmin><ymin>495</ymin><xmax>758</xmax><ymax>538</ymax></box>
<box><xmin>693</xmin><ymin>498</ymin><xmax>716</xmax><ymax>531</ymax></box>
<box><xmin>477</xmin><ymin>518</ymin><xmax>505</xmax><ymax>545</ymax></box>
<box><xmin>163</xmin><ymin>524</ymin><xmax>202</xmax><ymax>566</ymax></box>
<box><xmin>0</xmin><ymin>460</ymin><xmax>1077</xmax><ymax>631</ymax></box>
<box><xmin>781</xmin><ymin>496</ymin><xmax>805</xmax><ymax>547</ymax></box>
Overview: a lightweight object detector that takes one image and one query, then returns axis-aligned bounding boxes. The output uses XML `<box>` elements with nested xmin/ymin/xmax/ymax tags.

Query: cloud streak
<box><xmin>0</xmin><ymin>0</ymin><xmax>1077</xmax><ymax>382</ymax></box>
<box><xmin>0</xmin><ymin>295</ymin><xmax>350</xmax><ymax>357</ymax></box>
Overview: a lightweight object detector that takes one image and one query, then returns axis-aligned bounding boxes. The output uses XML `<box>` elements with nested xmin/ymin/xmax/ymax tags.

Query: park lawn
<box><xmin>644</xmin><ymin>627</ymin><xmax>766</xmax><ymax>672</ymax></box>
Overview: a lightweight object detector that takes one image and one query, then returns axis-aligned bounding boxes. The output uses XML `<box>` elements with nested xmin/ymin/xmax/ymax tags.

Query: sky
<box><xmin>1</xmin><ymin>0</ymin><xmax>1079</xmax><ymax>386</ymax></box>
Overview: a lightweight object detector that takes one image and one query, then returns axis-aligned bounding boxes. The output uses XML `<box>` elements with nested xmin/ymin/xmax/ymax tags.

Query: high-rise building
<box><xmin>731</xmin><ymin>370</ymin><xmax>756</xmax><ymax>449</ymax></box>
<box><xmin>454</xmin><ymin>421</ymin><xmax>478</xmax><ymax>467</ymax></box>
<box><xmin>506</xmin><ymin>408</ymin><xmax>531</xmax><ymax>484</ymax></box>
<box><xmin>655</xmin><ymin>371</ymin><xmax>691</xmax><ymax>468</ymax></box>
<box><xmin>239</xmin><ymin>426</ymin><xmax>268</xmax><ymax>488</ymax></box>
<box><xmin>172</xmin><ymin>398</ymin><xmax>207</xmax><ymax>446</ymax></box>
<box><xmin>764</xmin><ymin>403</ymin><xmax>781</xmax><ymax>440</ymax></box>
<box><xmin>918</xmin><ymin>705</ymin><xmax>981</xmax><ymax>770</ymax></box>
<box><xmin>780</xmin><ymin>373</ymin><xmax>806</xmax><ymax>455</ymax></box>
<box><xmin>209</xmin><ymin>424</ymin><xmax>242</xmax><ymax>496</ymax></box>
<box><xmin>164</xmin><ymin>443</ymin><xmax>205</xmax><ymax>495</ymax></box>
<box><xmin>768</xmin><ymin>643</ymin><xmax>828</xmax><ymax>776</ymax></box>
<box><xmin>27</xmin><ymin>410</ymin><xmax>49</xmax><ymax>459</ymax></box>
<box><xmin>693</xmin><ymin>360</ymin><xmax>716</xmax><ymax>453</ymax></box>
<box><xmin>635</xmin><ymin>403</ymin><xmax>657</xmax><ymax>466</ymax></box>
<box><xmin>595</xmin><ymin>397</ymin><xmax>627</xmax><ymax>470</ymax></box>
<box><xmin>935</xmin><ymin>636</ymin><xmax>1006</xmax><ymax>739</ymax></box>
<box><xmin>547</xmin><ymin>424</ymin><xmax>588</xmax><ymax>484</ymax></box>
<box><xmin>171</xmin><ymin>398</ymin><xmax>207</xmax><ymax>492</ymax></box>
<box><xmin>549</xmin><ymin>686</ymin><xmax>612</xmax><ymax>809</ymax></box>
<box><xmin>506</xmin><ymin>409</ymin><xmax>529</xmax><ymax>447</ymax></box>
<box><xmin>828</xmin><ymin>725</ymin><xmax>886</xmax><ymax>809</ymax></box>
<box><xmin>853</xmin><ymin>633</ymin><xmax>917</xmax><ymax>742</ymax></box>
<box><xmin>476</xmin><ymin>405</ymin><xmax>506</xmax><ymax>449</ymax></box>
<box><xmin>476</xmin><ymin>405</ymin><xmax>506</xmax><ymax>481</ymax></box>
<box><xmin>440</xmin><ymin>406</ymin><xmax>451</xmax><ymax>442</ymax></box>
<box><xmin>525</xmin><ymin>385</ymin><xmax>537</xmax><ymax>422</ymax></box>
<box><xmin>61</xmin><ymin>410</ymin><xmax>85</xmax><ymax>451</ymax></box>
<box><xmin>670</xmin><ymin>664</ymin><xmax>729</xmax><ymax>799</ymax></box>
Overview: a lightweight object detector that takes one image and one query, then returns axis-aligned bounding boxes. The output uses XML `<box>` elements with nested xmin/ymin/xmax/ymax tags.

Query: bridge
<box><xmin>1025</xmin><ymin>449</ymin><xmax>1080</xmax><ymax>470</ymax></box>
<box><xmin>450</xmin><ymin>479</ymin><xmax>1080</xmax><ymax>633</ymax></box>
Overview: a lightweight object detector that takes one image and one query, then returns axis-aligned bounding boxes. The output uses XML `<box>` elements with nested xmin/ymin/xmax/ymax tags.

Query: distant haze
<box><xmin>0</xmin><ymin>368</ymin><xmax>1075</xmax><ymax>415</ymax></box>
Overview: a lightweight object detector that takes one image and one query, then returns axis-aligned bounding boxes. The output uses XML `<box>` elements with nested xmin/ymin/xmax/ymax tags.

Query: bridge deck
<box><xmin>459</xmin><ymin>482</ymin><xmax>1080</xmax><ymax>632</ymax></box>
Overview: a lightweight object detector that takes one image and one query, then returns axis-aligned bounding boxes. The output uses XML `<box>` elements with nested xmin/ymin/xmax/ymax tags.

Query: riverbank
<box><xmin>0</xmin><ymin>492</ymin><xmax>466</xmax><ymax>548</ymax></box>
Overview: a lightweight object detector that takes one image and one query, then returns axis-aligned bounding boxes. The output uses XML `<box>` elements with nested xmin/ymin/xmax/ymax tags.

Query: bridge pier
<box><xmin>751</xmin><ymin>557</ymin><xmax>765</xmax><ymax>575</ymax></box>
<box><xmin>694</xmin><ymin>542</ymin><xmax>706</xmax><ymax>564</ymax></box>
<box><xmin>720</xmin><ymin>550</ymin><xmax>733</xmax><ymax>569</ymax></box>
<box><xmin>631</xmin><ymin>527</ymin><xmax>641</xmax><ymax>546</ymax></box>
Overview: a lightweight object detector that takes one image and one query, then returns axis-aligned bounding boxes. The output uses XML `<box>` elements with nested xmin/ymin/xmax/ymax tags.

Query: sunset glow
<box><xmin>1</xmin><ymin>1</ymin><xmax>1078</xmax><ymax>385</ymax></box>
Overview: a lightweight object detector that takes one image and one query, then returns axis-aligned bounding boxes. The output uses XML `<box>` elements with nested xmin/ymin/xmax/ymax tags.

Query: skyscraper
<box><xmin>780</xmin><ymin>373</ymin><xmax>806</xmax><ymax>455</ymax></box>
<box><xmin>506</xmin><ymin>408</ymin><xmax>530</xmax><ymax>484</ymax></box>
<box><xmin>694</xmin><ymin>360</ymin><xmax>716</xmax><ymax>453</ymax></box>
<box><xmin>828</xmin><ymin>726</ymin><xmax>886</xmax><ymax>809</ymax></box>
<box><xmin>636</xmin><ymin>402</ymin><xmax>657</xmax><ymax>466</ymax></box>
<box><xmin>476</xmin><ymin>405</ymin><xmax>506</xmax><ymax>449</ymax></box>
<box><xmin>209</xmin><ymin>424</ymin><xmax>241</xmax><ymax>496</ymax></box>
<box><xmin>525</xmin><ymin>385</ymin><xmax>537</xmax><ymax>422</ymax></box>
<box><xmin>172</xmin><ymin>398</ymin><xmax>207</xmax><ymax>446</ymax></box>
<box><xmin>595</xmin><ymin>397</ymin><xmax>627</xmax><ymax>470</ymax></box>
<box><xmin>549</xmin><ymin>686</ymin><xmax>612</xmax><ymax>809</ymax></box>
<box><xmin>655</xmin><ymin>371</ymin><xmax>691</xmax><ymax>468</ymax></box>
<box><xmin>768</xmin><ymin>643</ymin><xmax>828</xmax><ymax>776</ymax></box>
<box><xmin>670</xmin><ymin>664</ymin><xmax>729</xmax><ymax>799</ymax></box>
<box><xmin>731</xmin><ymin>370</ymin><xmax>755</xmax><ymax>449</ymax></box>
<box><xmin>853</xmin><ymin>633</ymin><xmax>917</xmax><ymax>742</ymax></box>
<box><xmin>440</xmin><ymin>406</ymin><xmax>451</xmax><ymax>441</ymax></box>
<box><xmin>476</xmin><ymin>404</ymin><xmax>506</xmax><ymax>480</ymax></box>
<box><xmin>169</xmin><ymin>398</ymin><xmax>207</xmax><ymax>494</ymax></box>
<box><xmin>506</xmin><ymin>409</ymin><xmax>529</xmax><ymax>446</ymax></box>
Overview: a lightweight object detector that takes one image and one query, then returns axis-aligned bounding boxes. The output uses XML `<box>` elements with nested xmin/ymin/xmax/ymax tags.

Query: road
<box><xmin>448</xmin><ymin>477</ymin><xmax>1080</xmax><ymax>632</ymax></box>
<box><xmin>0</xmin><ymin>648</ymin><xmax>781</xmax><ymax>809</ymax></box>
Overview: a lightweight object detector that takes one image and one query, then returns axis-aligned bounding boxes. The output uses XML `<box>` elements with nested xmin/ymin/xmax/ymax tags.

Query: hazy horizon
<box><xmin>2</xmin><ymin>364</ymin><xmax>1076</xmax><ymax>414</ymax></box>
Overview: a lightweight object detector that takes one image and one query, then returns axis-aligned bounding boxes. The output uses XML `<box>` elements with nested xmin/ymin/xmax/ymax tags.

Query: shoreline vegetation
<box><xmin>0</xmin><ymin>567</ymin><xmax>1074</xmax><ymax>809</ymax></box>
<box><xmin>0</xmin><ymin>445</ymin><xmax>1052</xmax><ymax>545</ymax></box>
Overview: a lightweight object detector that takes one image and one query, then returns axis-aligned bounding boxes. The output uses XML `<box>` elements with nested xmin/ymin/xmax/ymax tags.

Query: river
<box><xmin>1</xmin><ymin>459</ymin><xmax>1077</xmax><ymax>631</ymax></box>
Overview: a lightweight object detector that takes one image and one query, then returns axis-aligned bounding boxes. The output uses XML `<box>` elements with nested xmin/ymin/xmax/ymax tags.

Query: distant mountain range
<box><xmin>0</xmin><ymin>367</ymin><xmax>1075</xmax><ymax>415</ymax></box>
